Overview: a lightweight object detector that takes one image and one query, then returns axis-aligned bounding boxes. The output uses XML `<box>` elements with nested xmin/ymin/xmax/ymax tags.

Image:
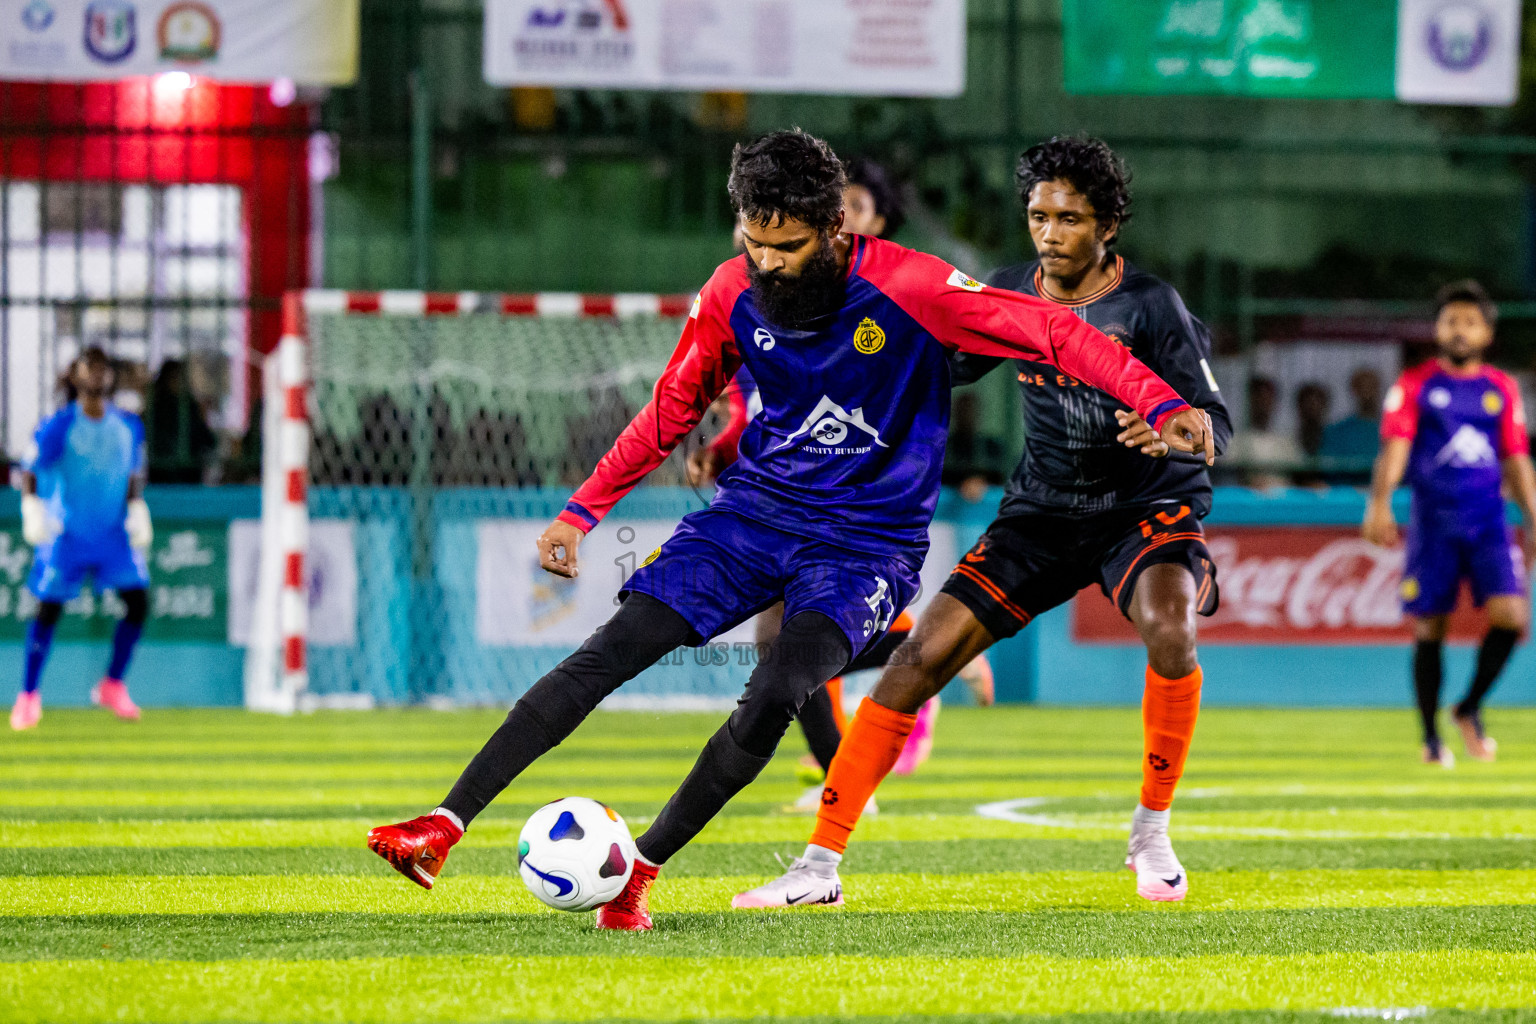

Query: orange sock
<box><xmin>824</xmin><ymin>677</ymin><xmax>847</xmax><ymax>734</ymax></box>
<box><xmin>1141</xmin><ymin>666</ymin><xmax>1202</xmax><ymax>811</ymax></box>
<box><xmin>810</xmin><ymin>698</ymin><xmax>916</xmax><ymax>854</ymax></box>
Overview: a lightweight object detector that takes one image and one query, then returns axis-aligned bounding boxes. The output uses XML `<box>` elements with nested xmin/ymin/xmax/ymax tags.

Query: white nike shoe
<box><xmin>731</xmin><ymin>857</ymin><xmax>845</xmax><ymax>909</ymax></box>
<box><xmin>1126</xmin><ymin>812</ymin><xmax>1188</xmax><ymax>902</ymax></box>
<box><xmin>784</xmin><ymin>785</ymin><xmax>878</xmax><ymax>816</ymax></box>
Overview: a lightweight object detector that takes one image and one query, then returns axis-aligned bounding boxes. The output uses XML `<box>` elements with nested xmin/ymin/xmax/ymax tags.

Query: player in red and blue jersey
<box><xmin>9</xmin><ymin>348</ymin><xmax>152</xmax><ymax>731</ymax></box>
<box><xmin>1364</xmin><ymin>281</ymin><xmax>1536</xmax><ymax>766</ymax></box>
<box><xmin>365</xmin><ymin>130</ymin><xmax>1213</xmax><ymax>930</ymax></box>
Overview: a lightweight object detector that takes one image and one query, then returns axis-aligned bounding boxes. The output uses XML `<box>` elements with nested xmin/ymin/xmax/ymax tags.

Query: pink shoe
<box><xmin>892</xmin><ymin>697</ymin><xmax>939</xmax><ymax>776</ymax></box>
<box><xmin>10</xmin><ymin>691</ymin><xmax>40</xmax><ymax>731</ymax></box>
<box><xmin>91</xmin><ymin>679</ymin><xmax>140</xmax><ymax>721</ymax></box>
<box><xmin>957</xmin><ymin>653</ymin><xmax>995</xmax><ymax>706</ymax></box>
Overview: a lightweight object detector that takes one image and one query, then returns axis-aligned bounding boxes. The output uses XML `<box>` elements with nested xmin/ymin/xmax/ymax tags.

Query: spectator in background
<box><xmin>1226</xmin><ymin>376</ymin><xmax>1301</xmax><ymax>489</ymax></box>
<box><xmin>842</xmin><ymin>158</ymin><xmax>906</xmax><ymax>239</ymax></box>
<box><xmin>146</xmin><ymin>359</ymin><xmax>217</xmax><ymax>484</ymax></box>
<box><xmin>1320</xmin><ymin>368</ymin><xmax>1383</xmax><ymax>485</ymax></box>
<box><xmin>1294</xmin><ymin>381</ymin><xmax>1331</xmax><ymax>486</ymax></box>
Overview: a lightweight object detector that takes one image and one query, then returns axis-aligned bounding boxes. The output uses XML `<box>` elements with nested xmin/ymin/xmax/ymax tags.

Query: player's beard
<box><xmin>747</xmin><ymin>236</ymin><xmax>847</xmax><ymax>330</ymax></box>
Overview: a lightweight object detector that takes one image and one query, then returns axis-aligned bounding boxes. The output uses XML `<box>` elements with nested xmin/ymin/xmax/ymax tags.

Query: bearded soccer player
<box><xmin>9</xmin><ymin>348</ymin><xmax>152</xmax><ymax>730</ymax></box>
<box><xmin>366</xmin><ymin>129</ymin><xmax>1212</xmax><ymax>930</ymax></box>
<box><xmin>736</xmin><ymin>135</ymin><xmax>1230</xmax><ymax>908</ymax></box>
<box><xmin>1363</xmin><ymin>280</ymin><xmax>1536</xmax><ymax>767</ymax></box>
<box><xmin>695</xmin><ymin>156</ymin><xmax>990</xmax><ymax>808</ymax></box>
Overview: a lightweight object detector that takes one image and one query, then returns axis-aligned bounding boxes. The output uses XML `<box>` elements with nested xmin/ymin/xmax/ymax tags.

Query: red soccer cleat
<box><xmin>595</xmin><ymin>858</ymin><xmax>659</xmax><ymax>931</ymax></box>
<box><xmin>367</xmin><ymin>814</ymin><xmax>463</xmax><ymax>890</ymax></box>
<box><xmin>91</xmin><ymin>679</ymin><xmax>140</xmax><ymax>721</ymax></box>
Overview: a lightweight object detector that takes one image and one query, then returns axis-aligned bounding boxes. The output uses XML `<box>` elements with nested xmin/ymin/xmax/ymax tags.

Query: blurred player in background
<box><xmin>9</xmin><ymin>348</ymin><xmax>152</xmax><ymax>731</ymax></box>
<box><xmin>695</xmin><ymin>156</ymin><xmax>992</xmax><ymax>810</ymax></box>
<box><xmin>366</xmin><ymin>129</ymin><xmax>1212</xmax><ymax>930</ymax></box>
<box><xmin>1363</xmin><ymin>281</ymin><xmax>1536</xmax><ymax>766</ymax></box>
<box><xmin>737</xmin><ymin>135</ymin><xmax>1229</xmax><ymax>909</ymax></box>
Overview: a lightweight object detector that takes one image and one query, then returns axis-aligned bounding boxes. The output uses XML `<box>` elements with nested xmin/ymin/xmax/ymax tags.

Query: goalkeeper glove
<box><xmin>126</xmin><ymin>498</ymin><xmax>153</xmax><ymax>551</ymax></box>
<box><xmin>20</xmin><ymin>494</ymin><xmax>52</xmax><ymax>547</ymax></box>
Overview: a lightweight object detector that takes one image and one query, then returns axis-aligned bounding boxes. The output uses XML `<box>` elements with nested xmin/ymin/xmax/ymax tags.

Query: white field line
<box><xmin>972</xmin><ymin>792</ymin><xmax>1536</xmax><ymax>841</ymax></box>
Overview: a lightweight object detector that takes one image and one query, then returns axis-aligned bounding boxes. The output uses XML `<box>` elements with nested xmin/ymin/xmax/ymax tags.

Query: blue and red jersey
<box><xmin>1382</xmin><ymin>359</ymin><xmax>1528</xmax><ymax>527</ymax></box>
<box><xmin>557</xmin><ymin>236</ymin><xmax>1191</xmax><ymax>564</ymax></box>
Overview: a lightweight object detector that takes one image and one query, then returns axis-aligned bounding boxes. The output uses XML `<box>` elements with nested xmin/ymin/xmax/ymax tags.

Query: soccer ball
<box><xmin>517</xmin><ymin>797</ymin><xmax>638</xmax><ymax>911</ymax></box>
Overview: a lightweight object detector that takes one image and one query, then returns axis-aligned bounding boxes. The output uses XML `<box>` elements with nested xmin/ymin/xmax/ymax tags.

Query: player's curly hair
<box><xmin>1435</xmin><ymin>279</ymin><xmax>1498</xmax><ymax>326</ymax></box>
<box><xmin>844</xmin><ymin>158</ymin><xmax>905</xmax><ymax>239</ymax></box>
<box><xmin>728</xmin><ymin>129</ymin><xmax>847</xmax><ymax>232</ymax></box>
<box><xmin>58</xmin><ymin>346</ymin><xmax>115</xmax><ymax>403</ymax></box>
<box><xmin>1015</xmin><ymin>136</ymin><xmax>1132</xmax><ymax>246</ymax></box>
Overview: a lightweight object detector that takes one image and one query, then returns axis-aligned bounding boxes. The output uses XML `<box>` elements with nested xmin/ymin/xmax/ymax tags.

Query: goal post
<box><xmin>243</xmin><ymin>288</ymin><xmax>699</xmax><ymax>712</ymax></box>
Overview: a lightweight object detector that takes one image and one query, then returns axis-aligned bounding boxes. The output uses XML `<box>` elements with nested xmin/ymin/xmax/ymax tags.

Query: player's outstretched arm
<box><xmin>874</xmin><ymin>251</ymin><xmax>1199</xmax><ymax>452</ymax></box>
<box><xmin>1363</xmin><ymin>438</ymin><xmax>1410</xmax><ymax>547</ymax></box>
<box><xmin>543</xmin><ymin>286</ymin><xmax>741</xmax><ymax>577</ymax></box>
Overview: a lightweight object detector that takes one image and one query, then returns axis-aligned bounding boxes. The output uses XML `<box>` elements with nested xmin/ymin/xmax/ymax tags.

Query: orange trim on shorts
<box><xmin>950</xmin><ymin>563</ymin><xmax>1033</xmax><ymax>625</ymax></box>
<box><xmin>1195</xmin><ymin>570</ymin><xmax>1213</xmax><ymax>612</ymax></box>
<box><xmin>892</xmin><ymin>609</ymin><xmax>915</xmax><ymax>632</ymax></box>
<box><xmin>1111</xmin><ymin>532</ymin><xmax>1206</xmax><ymax>608</ymax></box>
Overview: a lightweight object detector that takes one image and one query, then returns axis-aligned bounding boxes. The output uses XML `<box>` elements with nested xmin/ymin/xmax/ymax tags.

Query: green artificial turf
<box><xmin>4</xmin><ymin>706</ymin><xmax>1536</xmax><ymax>1023</ymax></box>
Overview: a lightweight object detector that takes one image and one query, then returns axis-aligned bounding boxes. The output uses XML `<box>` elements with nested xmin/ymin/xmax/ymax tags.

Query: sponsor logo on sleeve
<box><xmin>1384</xmin><ymin>384</ymin><xmax>1405</xmax><ymax>413</ymax></box>
<box><xmin>946</xmin><ymin>268</ymin><xmax>985</xmax><ymax>292</ymax></box>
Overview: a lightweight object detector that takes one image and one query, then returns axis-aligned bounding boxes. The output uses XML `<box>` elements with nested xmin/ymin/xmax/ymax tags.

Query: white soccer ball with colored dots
<box><xmin>517</xmin><ymin>797</ymin><xmax>638</xmax><ymax>911</ymax></box>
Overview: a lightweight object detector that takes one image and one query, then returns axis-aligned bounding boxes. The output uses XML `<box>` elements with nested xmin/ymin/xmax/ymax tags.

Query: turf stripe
<box><xmin>9</xmin><ymin>837</ymin><xmax>1536</xmax><ymax>878</ymax></box>
<box><xmin>6</xmin><ymin>906</ymin><xmax>1535</xmax><ymax>962</ymax></box>
<box><xmin>7</xmin><ymin>870</ymin><xmax>1536</xmax><ymax>917</ymax></box>
<box><xmin>3</xmin><ymin>951</ymin><xmax>1535</xmax><ymax>1022</ymax></box>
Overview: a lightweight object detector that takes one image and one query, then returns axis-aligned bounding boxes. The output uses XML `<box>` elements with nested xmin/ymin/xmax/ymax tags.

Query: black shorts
<box><xmin>940</xmin><ymin>503</ymin><xmax>1219</xmax><ymax>641</ymax></box>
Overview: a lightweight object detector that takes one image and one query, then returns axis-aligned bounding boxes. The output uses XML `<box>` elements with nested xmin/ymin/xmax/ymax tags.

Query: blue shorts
<box><xmin>621</xmin><ymin>507</ymin><xmax>921</xmax><ymax>660</ymax></box>
<box><xmin>1402</xmin><ymin>516</ymin><xmax>1526</xmax><ymax>617</ymax></box>
<box><xmin>28</xmin><ymin>530</ymin><xmax>149</xmax><ymax>603</ymax></box>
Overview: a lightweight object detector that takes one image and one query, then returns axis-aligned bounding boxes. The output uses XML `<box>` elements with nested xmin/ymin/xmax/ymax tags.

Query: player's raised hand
<box><xmin>537</xmin><ymin>519</ymin><xmax>584</xmax><ymax>578</ymax></box>
<box><xmin>1115</xmin><ymin>409</ymin><xmax>1170</xmax><ymax>458</ymax></box>
<box><xmin>1362</xmin><ymin>500</ymin><xmax>1399</xmax><ymax>549</ymax></box>
<box><xmin>1157</xmin><ymin>408</ymin><xmax>1216</xmax><ymax>466</ymax></box>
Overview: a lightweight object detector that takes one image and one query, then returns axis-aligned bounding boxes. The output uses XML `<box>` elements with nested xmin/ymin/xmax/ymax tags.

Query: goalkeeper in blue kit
<box><xmin>9</xmin><ymin>348</ymin><xmax>152</xmax><ymax>730</ymax></box>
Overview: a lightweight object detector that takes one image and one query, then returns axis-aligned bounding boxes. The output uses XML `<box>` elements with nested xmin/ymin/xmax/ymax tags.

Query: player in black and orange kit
<box><xmin>737</xmin><ymin>135</ymin><xmax>1230</xmax><ymax>908</ymax></box>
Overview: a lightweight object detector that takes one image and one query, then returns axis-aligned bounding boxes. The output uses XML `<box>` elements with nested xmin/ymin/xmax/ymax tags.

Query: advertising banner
<box><xmin>483</xmin><ymin>0</ymin><xmax>965</xmax><ymax>96</ymax></box>
<box><xmin>227</xmin><ymin>518</ymin><xmax>357</xmax><ymax>647</ymax></box>
<box><xmin>0</xmin><ymin>523</ymin><xmax>225</xmax><ymax>641</ymax></box>
<box><xmin>1</xmin><ymin>0</ymin><xmax>359</xmax><ymax>83</ymax></box>
<box><xmin>1064</xmin><ymin>0</ymin><xmax>1518</xmax><ymax>106</ymax></box>
<box><xmin>475</xmin><ymin>517</ymin><xmax>959</xmax><ymax>647</ymax></box>
<box><xmin>1072</xmin><ymin>526</ymin><xmax>1494</xmax><ymax>645</ymax></box>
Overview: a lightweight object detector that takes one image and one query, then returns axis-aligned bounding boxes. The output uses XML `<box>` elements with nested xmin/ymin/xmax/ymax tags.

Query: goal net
<box><xmin>244</xmin><ymin>288</ymin><xmax>753</xmax><ymax>712</ymax></box>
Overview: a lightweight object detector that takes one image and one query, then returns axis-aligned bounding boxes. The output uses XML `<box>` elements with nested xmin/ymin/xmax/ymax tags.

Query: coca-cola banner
<box><xmin>1073</xmin><ymin>527</ymin><xmax>1490</xmax><ymax>645</ymax></box>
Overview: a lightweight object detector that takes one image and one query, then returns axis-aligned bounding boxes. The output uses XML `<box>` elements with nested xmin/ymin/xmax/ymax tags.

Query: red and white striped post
<box><xmin>275</xmin><ymin>292</ymin><xmax>311</xmax><ymax>706</ymax></box>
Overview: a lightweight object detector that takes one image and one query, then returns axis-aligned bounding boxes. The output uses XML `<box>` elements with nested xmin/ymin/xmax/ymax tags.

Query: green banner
<box><xmin>0</xmin><ymin>524</ymin><xmax>228</xmax><ymax>643</ymax></box>
<box><xmin>1063</xmin><ymin>0</ymin><xmax>1397</xmax><ymax>98</ymax></box>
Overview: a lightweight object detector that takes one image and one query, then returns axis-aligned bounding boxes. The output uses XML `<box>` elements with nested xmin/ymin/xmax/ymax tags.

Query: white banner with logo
<box><xmin>1</xmin><ymin>0</ymin><xmax>358</xmax><ymax>83</ymax></box>
<box><xmin>475</xmin><ymin>517</ymin><xmax>957</xmax><ymax>647</ymax></box>
<box><xmin>483</xmin><ymin>0</ymin><xmax>965</xmax><ymax>97</ymax></box>
<box><xmin>227</xmin><ymin>518</ymin><xmax>358</xmax><ymax>647</ymax></box>
<box><xmin>1396</xmin><ymin>0</ymin><xmax>1520</xmax><ymax>106</ymax></box>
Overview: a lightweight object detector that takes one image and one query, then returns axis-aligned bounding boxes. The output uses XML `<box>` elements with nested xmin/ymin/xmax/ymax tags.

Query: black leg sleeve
<box><xmin>796</xmin><ymin>685</ymin><xmax>842</xmax><ymax>773</ymax></box>
<box><xmin>637</xmin><ymin>611</ymin><xmax>850</xmax><ymax>864</ymax></box>
<box><xmin>1414</xmin><ymin>639</ymin><xmax>1444</xmax><ymax>743</ymax></box>
<box><xmin>1456</xmin><ymin>626</ymin><xmax>1520</xmax><ymax>716</ymax></box>
<box><xmin>440</xmin><ymin>593</ymin><xmax>696</xmax><ymax>826</ymax></box>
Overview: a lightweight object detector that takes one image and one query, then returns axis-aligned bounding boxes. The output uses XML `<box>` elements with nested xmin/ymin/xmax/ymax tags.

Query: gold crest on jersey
<box><xmin>853</xmin><ymin>317</ymin><xmax>886</xmax><ymax>355</ymax></box>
